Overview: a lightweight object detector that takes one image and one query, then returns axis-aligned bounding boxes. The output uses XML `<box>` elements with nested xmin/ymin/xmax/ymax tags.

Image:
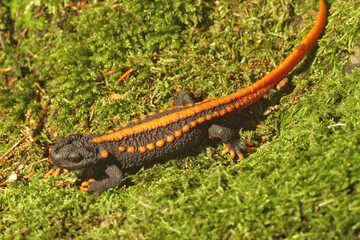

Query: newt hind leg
<box><xmin>208</xmin><ymin>124</ymin><xmax>254</xmax><ymax>159</ymax></box>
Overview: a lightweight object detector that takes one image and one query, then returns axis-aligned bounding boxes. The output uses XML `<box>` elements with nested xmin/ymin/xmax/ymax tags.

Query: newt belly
<box><xmin>47</xmin><ymin>0</ymin><xmax>327</xmax><ymax>195</ymax></box>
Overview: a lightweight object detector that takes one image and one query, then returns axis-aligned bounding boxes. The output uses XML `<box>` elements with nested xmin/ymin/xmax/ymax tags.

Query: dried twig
<box><xmin>115</xmin><ymin>68</ymin><xmax>134</xmax><ymax>85</ymax></box>
<box><xmin>0</xmin><ymin>133</ymin><xmax>32</xmax><ymax>162</ymax></box>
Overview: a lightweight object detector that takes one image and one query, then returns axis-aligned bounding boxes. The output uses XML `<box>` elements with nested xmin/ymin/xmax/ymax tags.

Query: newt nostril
<box><xmin>50</xmin><ymin>149</ymin><xmax>63</xmax><ymax>166</ymax></box>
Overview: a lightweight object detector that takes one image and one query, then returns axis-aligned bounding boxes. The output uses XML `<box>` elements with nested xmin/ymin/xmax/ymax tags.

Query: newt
<box><xmin>47</xmin><ymin>0</ymin><xmax>327</xmax><ymax>195</ymax></box>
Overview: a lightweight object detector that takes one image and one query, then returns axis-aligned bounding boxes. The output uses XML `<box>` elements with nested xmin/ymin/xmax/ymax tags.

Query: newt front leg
<box><xmin>80</xmin><ymin>164</ymin><xmax>123</xmax><ymax>196</ymax></box>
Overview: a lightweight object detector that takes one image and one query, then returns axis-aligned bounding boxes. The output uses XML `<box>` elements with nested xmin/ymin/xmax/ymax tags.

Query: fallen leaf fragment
<box><xmin>1</xmin><ymin>66</ymin><xmax>13</xmax><ymax>73</ymax></box>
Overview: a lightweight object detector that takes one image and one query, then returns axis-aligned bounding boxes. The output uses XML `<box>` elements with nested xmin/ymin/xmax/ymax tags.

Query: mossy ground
<box><xmin>1</xmin><ymin>0</ymin><xmax>360</xmax><ymax>239</ymax></box>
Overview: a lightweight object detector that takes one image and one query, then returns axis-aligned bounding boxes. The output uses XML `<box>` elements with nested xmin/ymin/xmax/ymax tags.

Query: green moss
<box><xmin>1</xmin><ymin>0</ymin><xmax>360</xmax><ymax>239</ymax></box>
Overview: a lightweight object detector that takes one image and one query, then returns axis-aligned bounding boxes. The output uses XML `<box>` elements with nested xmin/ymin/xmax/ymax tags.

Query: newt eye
<box><xmin>68</xmin><ymin>152</ymin><xmax>81</xmax><ymax>163</ymax></box>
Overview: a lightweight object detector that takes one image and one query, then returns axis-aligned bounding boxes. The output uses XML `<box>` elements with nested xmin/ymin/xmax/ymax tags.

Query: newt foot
<box><xmin>45</xmin><ymin>167</ymin><xmax>69</xmax><ymax>179</ymax></box>
<box><xmin>223</xmin><ymin>138</ymin><xmax>254</xmax><ymax>159</ymax></box>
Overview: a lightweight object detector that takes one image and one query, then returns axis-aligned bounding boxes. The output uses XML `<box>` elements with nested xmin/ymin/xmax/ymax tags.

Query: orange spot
<box><xmin>188</xmin><ymin>108</ymin><xmax>196</xmax><ymax>116</ymax></box>
<box><xmin>159</xmin><ymin>109</ymin><xmax>166</xmax><ymax>113</ymax></box>
<box><xmin>108</xmin><ymin>130</ymin><xmax>114</xmax><ymax>133</ymax></box>
<box><xmin>178</xmin><ymin>111</ymin><xmax>188</xmax><ymax>120</ymax></box>
<box><xmin>226</xmin><ymin>105</ymin><xmax>234</xmax><ymax>112</ymax></box>
<box><xmin>190</xmin><ymin>121</ymin><xmax>197</xmax><ymax>128</ymax></box>
<box><xmin>166</xmin><ymin>135</ymin><xmax>175</xmax><ymax>142</ymax></box>
<box><xmin>115</xmin><ymin>127</ymin><xmax>121</xmax><ymax>131</ymax></box>
<box><xmin>197</xmin><ymin>117</ymin><xmax>206</xmax><ymax>123</ymax></box>
<box><xmin>131</xmin><ymin>119</ymin><xmax>139</xmax><ymax>123</ymax></box>
<box><xmin>115</xmin><ymin>135</ymin><xmax>124</xmax><ymax>141</ymax></box>
<box><xmin>156</xmin><ymin>139</ymin><xmax>165</xmax><ymax>147</ymax></box>
<box><xmin>140</xmin><ymin>115</ymin><xmax>147</xmax><ymax>120</ymax></box>
<box><xmin>212</xmin><ymin>111</ymin><xmax>220</xmax><ymax>117</ymax></box>
<box><xmin>205</xmin><ymin>114</ymin><xmax>212</xmax><ymax>121</ymax></box>
<box><xmin>147</xmin><ymin>143</ymin><xmax>155</xmax><ymax>151</ymax></box>
<box><xmin>122</xmin><ymin>123</ymin><xmax>129</xmax><ymax>128</ymax></box>
<box><xmin>170</xmin><ymin>102</ymin><xmax>174</xmax><ymax>107</ymax></box>
<box><xmin>219</xmin><ymin>109</ymin><xmax>227</xmax><ymax>116</ymax></box>
<box><xmin>139</xmin><ymin>146</ymin><xmax>146</xmax><ymax>153</ymax></box>
<box><xmin>85</xmin><ymin>132</ymin><xmax>92</xmax><ymax>135</ymax></box>
<box><xmin>234</xmin><ymin>101</ymin><xmax>242</xmax><ymax>109</ymax></box>
<box><xmin>174</xmin><ymin>130</ymin><xmax>182</xmax><ymax>138</ymax></box>
<box><xmin>187</xmin><ymin>103</ymin><xmax>194</xmax><ymax>107</ymax></box>
<box><xmin>119</xmin><ymin>146</ymin><xmax>126</xmax><ymax>152</ymax></box>
<box><xmin>176</xmin><ymin>88</ymin><xmax>182</xmax><ymax>93</ymax></box>
<box><xmin>127</xmin><ymin>146</ymin><xmax>135</xmax><ymax>153</ymax></box>
<box><xmin>195</xmin><ymin>105</ymin><xmax>205</xmax><ymax>113</ymax></box>
<box><xmin>183</xmin><ymin>125</ymin><xmax>190</xmax><ymax>132</ymax></box>
<box><xmin>101</xmin><ymin>150</ymin><xmax>109</xmax><ymax>159</ymax></box>
<box><xmin>148</xmin><ymin>112</ymin><xmax>156</xmax><ymax>116</ymax></box>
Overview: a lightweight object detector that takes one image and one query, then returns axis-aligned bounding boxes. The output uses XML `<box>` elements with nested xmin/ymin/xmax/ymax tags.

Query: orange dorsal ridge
<box><xmin>91</xmin><ymin>0</ymin><xmax>326</xmax><ymax>144</ymax></box>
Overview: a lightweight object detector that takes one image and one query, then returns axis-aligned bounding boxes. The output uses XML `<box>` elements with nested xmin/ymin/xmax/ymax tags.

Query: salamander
<box><xmin>47</xmin><ymin>0</ymin><xmax>327</xmax><ymax>195</ymax></box>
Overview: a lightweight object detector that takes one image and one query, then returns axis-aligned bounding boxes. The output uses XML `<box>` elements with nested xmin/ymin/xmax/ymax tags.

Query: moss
<box><xmin>1</xmin><ymin>0</ymin><xmax>360</xmax><ymax>239</ymax></box>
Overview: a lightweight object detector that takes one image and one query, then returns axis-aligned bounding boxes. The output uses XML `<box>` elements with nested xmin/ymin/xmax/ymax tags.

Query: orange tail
<box><xmin>224</xmin><ymin>0</ymin><xmax>327</xmax><ymax>107</ymax></box>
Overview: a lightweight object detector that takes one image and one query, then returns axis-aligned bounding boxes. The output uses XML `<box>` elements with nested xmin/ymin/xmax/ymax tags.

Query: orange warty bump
<box><xmin>147</xmin><ymin>143</ymin><xmax>155</xmax><ymax>151</ymax></box>
<box><xmin>139</xmin><ymin>146</ymin><xmax>146</xmax><ymax>153</ymax></box>
<box><xmin>197</xmin><ymin>117</ymin><xmax>206</xmax><ymax>124</ymax></box>
<box><xmin>166</xmin><ymin>135</ymin><xmax>175</xmax><ymax>142</ymax></box>
<box><xmin>127</xmin><ymin>146</ymin><xmax>135</xmax><ymax>153</ymax></box>
<box><xmin>156</xmin><ymin>139</ymin><xmax>165</xmax><ymax>147</ymax></box>
<box><xmin>174</xmin><ymin>130</ymin><xmax>182</xmax><ymax>138</ymax></box>
<box><xmin>219</xmin><ymin>109</ymin><xmax>227</xmax><ymax>116</ymax></box>
<box><xmin>226</xmin><ymin>105</ymin><xmax>234</xmax><ymax>113</ymax></box>
<box><xmin>101</xmin><ymin>150</ymin><xmax>109</xmax><ymax>159</ymax></box>
<box><xmin>183</xmin><ymin>125</ymin><xmax>190</xmax><ymax>132</ymax></box>
<box><xmin>212</xmin><ymin>111</ymin><xmax>220</xmax><ymax>117</ymax></box>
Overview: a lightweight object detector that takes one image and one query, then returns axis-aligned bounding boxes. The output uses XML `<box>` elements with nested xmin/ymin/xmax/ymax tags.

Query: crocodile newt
<box><xmin>47</xmin><ymin>0</ymin><xmax>327</xmax><ymax>195</ymax></box>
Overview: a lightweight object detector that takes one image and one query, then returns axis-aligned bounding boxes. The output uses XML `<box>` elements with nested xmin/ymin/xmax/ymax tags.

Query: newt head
<box><xmin>50</xmin><ymin>134</ymin><xmax>102</xmax><ymax>170</ymax></box>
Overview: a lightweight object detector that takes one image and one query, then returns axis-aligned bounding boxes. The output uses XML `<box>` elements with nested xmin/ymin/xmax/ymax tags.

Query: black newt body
<box><xmin>48</xmin><ymin>0</ymin><xmax>327</xmax><ymax>195</ymax></box>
